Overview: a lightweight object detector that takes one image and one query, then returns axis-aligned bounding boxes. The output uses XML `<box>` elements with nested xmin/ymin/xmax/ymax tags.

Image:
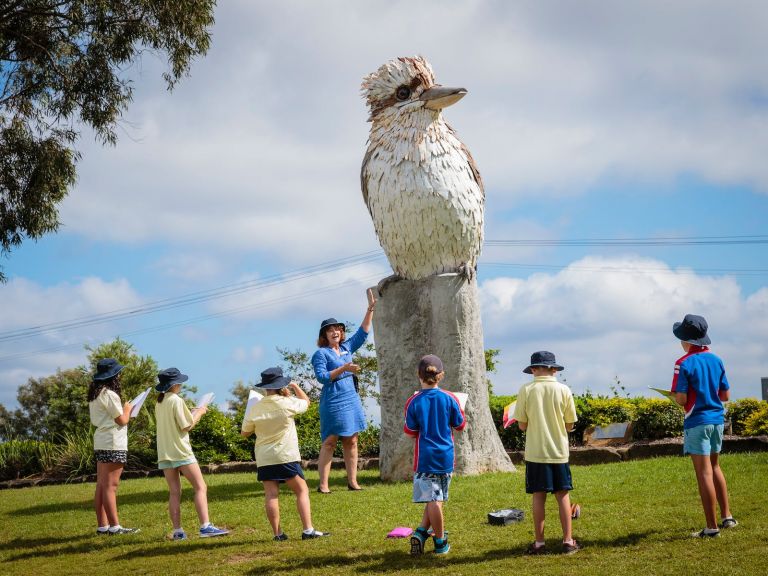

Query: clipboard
<box><xmin>196</xmin><ymin>392</ymin><xmax>215</xmax><ymax>410</ymax></box>
<box><xmin>649</xmin><ymin>387</ymin><xmax>677</xmax><ymax>400</ymax></box>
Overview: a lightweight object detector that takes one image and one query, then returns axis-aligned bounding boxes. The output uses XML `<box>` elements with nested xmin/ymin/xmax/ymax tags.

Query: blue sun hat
<box><xmin>319</xmin><ymin>317</ymin><xmax>345</xmax><ymax>338</ymax></box>
<box><xmin>156</xmin><ymin>367</ymin><xmax>189</xmax><ymax>393</ymax></box>
<box><xmin>673</xmin><ymin>314</ymin><xmax>711</xmax><ymax>346</ymax></box>
<box><xmin>256</xmin><ymin>367</ymin><xmax>292</xmax><ymax>390</ymax></box>
<box><xmin>93</xmin><ymin>358</ymin><xmax>124</xmax><ymax>381</ymax></box>
<box><xmin>523</xmin><ymin>351</ymin><xmax>564</xmax><ymax>374</ymax></box>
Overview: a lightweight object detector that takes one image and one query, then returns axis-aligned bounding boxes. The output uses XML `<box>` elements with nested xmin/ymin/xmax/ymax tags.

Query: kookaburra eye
<box><xmin>395</xmin><ymin>86</ymin><xmax>411</xmax><ymax>101</ymax></box>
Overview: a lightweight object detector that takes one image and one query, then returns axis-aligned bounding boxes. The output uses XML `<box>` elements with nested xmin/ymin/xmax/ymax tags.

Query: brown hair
<box><xmin>419</xmin><ymin>365</ymin><xmax>443</xmax><ymax>385</ymax></box>
<box><xmin>156</xmin><ymin>393</ymin><xmax>165</xmax><ymax>403</ymax></box>
<box><xmin>87</xmin><ymin>374</ymin><xmax>122</xmax><ymax>402</ymax></box>
<box><xmin>317</xmin><ymin>326</ymin><xmax>346</xmax><ymax>348</ymax></box>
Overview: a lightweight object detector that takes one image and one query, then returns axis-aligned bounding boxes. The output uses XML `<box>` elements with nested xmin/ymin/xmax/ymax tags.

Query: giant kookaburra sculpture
<box><xmin>361</xmin><ymin>56</ymin><xmax>484</xmax><ymax>281</ymax></box>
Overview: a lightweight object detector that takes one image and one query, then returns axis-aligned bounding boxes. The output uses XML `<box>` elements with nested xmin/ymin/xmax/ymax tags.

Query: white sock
<box><xmin>563</xmin><ymin>539</ymin><xmax>574</xmax><ymax>546</ymax></box>
<box><xmin>703</xmin><ymin>528</ymin><xmax>720</xmax><ymax>535</ymax></box>
<box><xmin>302</xmin><ymin>527</ymin><xmax>315</xmax><ymax>534</ymax></box>
<box><xmin>173</xmin><ymin>528</ymin><xmax>185</xmax><ymax>535</ymax></box>
<box><xmin>200</xmin><ymin>522</ymin><xmax>211</xmax><ymax>529</ymax></box>
<box><xmin>535</xmin><ymin>540</ymin><xmax>546</xmax><ymax>547</ymax></box>
<box><xmin>108</xmin><ymin>525</ymin><xmax>122</xmax><ymax>533</ymax></box>
<box><xmin>97</xmin><ymin>526</ymin><xmax>109</xmax><ymax>532</ymax></box>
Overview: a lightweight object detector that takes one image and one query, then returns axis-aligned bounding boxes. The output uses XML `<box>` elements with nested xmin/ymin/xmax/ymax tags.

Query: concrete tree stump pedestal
<box><xmin>374</xmin><ymin>273</ymin><xmax>514</xmax><ymax>481</ymax></box>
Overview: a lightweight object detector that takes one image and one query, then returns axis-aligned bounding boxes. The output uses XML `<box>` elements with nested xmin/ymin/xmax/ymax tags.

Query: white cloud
<box><xmin>479</xmin><ymin>255</ymin><xmax>768</xmax><ymax>399</ymax></box>
<box><xmin>231</xmin><ymin>346</ymin><xmax>265</xmax><ymax>364</ymax></box>
<box><xmin>0</xmin><ymin>277</ymin><xmax>143</xmax><ymax>406</ymax></box>
<box><xmin>51</xmin><ymin>1</ymin><xmax>768</xmax><ymax>267</ymax></box>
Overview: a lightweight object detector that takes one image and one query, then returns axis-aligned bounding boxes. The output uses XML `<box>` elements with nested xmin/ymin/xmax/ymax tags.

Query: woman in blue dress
<box><xmin>311</xmin><ymin>289</ymin><xmax>376</xmax><ymax>493</ymax></box>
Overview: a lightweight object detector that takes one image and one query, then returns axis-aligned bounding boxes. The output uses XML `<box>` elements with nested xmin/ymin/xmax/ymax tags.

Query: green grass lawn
<box><xmin>1</xmin><ymin>452</ymin><xmax>767</xmax><ymax>576</ymax></box>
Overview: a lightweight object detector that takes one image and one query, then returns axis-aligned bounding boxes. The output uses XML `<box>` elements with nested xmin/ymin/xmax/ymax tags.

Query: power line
<box><xmin>481</xmin><ymin>262</ymin><xmax>768</xmax><ymax>276</ymax></box>
<box><xmin>0</xmin><ymin>272</ymin><xmax>383</xmax><ymax>363</ymax></box>
<box><xmin>485</xmin><ymin>235</ymin><xmax>768</xmax><ymax>247</ymax></box>
<box><xmin>0</xmin><ymin>251</ymin><xmax>386</xmax><ymax>343</ymax></box>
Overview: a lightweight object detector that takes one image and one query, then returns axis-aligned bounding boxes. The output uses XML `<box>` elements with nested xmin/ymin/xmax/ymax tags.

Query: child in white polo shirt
<box><xmin>241</xmin><ymin>367</ymin><xmax>329</xmax><ymax>541</ymax></box>
<box><xmin>155</xmin><ymin>367</ymin><xmax>229</xmax><ymax>540</ymax></box>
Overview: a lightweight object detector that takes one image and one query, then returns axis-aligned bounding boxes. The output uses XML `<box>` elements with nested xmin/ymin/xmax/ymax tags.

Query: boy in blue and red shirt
<box><xmin>670</xmin><ymin>314</ymin><xmax>737</xmax><ymax>537</ymax></box>
<box><xmin>404</xmin><ymin>354</ymin><xmax>466</xmax><ymax>555</ymax></box>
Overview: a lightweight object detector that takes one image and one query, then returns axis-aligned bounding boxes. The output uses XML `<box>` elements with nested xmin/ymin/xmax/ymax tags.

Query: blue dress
<box><xmin>311</xmin><ymin>327</ymin><xmax>369</xmax><ymax>440</ymax></box>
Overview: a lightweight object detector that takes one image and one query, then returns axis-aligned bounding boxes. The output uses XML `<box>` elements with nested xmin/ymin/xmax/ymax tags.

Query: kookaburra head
<box><xmin>360</xmin><ymin>56</ymin><xmax>484</xmax><ymax>282</ymax></box>
<box><xmin>361</xmin><ymin>56</ymin><xmax>467</xmax><ymax>123</ymax></box>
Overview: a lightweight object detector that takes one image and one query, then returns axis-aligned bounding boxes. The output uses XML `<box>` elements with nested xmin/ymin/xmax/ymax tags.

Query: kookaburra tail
<box><xmin>361</xmin><ymin>56</ymin><xmax>484</xmax><ymax>281</ymax></box>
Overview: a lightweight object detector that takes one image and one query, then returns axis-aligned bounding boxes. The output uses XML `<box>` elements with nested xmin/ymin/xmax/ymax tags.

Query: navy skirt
<box><xmin>257</xmin><ymin>461</ymin><xmax>305</xmax><ymax>482</ymax></box>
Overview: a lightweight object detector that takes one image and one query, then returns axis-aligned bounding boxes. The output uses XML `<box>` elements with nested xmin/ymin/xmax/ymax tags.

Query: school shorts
<box><xmin>257</xmin><ymin>461</ymin><xmax>305</xmax><ymax>482</ymax></box>
<box><xmin>525</xmin><ymin>461</ymin><xmax>573</xmax><ymax>494</ymax></box>
<box><xmin>158</xmin><ymin>457</ymin><xmax>197</xmax><ymax>470</ymax></box>
<box><xmin>684</xmin><ymin>423</ymin><xmax>724</xmax><ymax>456</ymax></box>
<box><xmin>412</xmin><ymin>472</ymin><xmax>452</xmax><ymax>503</ymax></box>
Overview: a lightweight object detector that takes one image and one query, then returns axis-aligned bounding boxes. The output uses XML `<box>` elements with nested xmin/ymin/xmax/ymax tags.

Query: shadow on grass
<box><xmin>0</xmin><ymin>533</ymin><xmax>93</xmax><ymax>553</ymax></box>
<box><xmin>110</xmin><ymin>539</ymin><xmax>243</xmax><ymax>560</ymax></box>
<box><xmin>6</xmin><ymin>478</ymin><xmax>258</xmax><ymax>517</ymax></box>
<box><xmin>242</xmin><ymin>531</ymin><xmax>663</xmax><ymax>573</ymax></box>
<box><xmin>3</xmin><ymin>535</ymin><xmax>243</xmax><ymax>563</ymax></box>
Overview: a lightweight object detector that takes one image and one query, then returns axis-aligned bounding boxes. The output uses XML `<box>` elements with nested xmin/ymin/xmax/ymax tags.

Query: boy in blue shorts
<box><xmin>404</xmin><ymin>355</ymin><xmax>466</xmax><ymax>556</ymax></box>
<box><xmin>670</xmin><ymin>314</ymin><xmax>737</xmax><ymax>537</ymax></box>
<box><xmin>513</xmin><ymin>351</ymin><xmax>579</xmax><ymax>555</ymax></box>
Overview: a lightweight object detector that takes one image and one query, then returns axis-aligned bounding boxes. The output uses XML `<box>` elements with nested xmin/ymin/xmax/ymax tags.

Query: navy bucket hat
<box><xmin>93</xmin><ymin>358</ymin><xmax>124</xmax><ymax>381</ymax></box>
<box><xmin>318</xmin><ymin>317</ymin><xmax>345</xmax><ymax>338</ymax></box>
<box><xmin>256</xmin><ymin>367</ymin><xmax>292</xmax><ymax>390</ymax></box>
<box><xmin>523</xmin><ymin>351</ymin><xmax>564</xmax><ymax>374</ymax></box>
<box><xmin>673</xmin><ymin>314</ymin><xmax>711</xmax><ymax>346</ymax></box>
<box><xmin>156</xmin><ymin>367</ymin><xmax>189</xmax><ymax>393</ymax></box>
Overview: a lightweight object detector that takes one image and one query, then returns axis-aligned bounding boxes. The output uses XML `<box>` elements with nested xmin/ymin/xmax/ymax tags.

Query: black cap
<box><xmin>156</xmin><ymin>367</ymin><xmax>189</xmax><ymax>393</ymax></box>
<box><xmin>93</xmin><ymin>358</ymin><xmax>124</xmax><ymax>381</ymax></box>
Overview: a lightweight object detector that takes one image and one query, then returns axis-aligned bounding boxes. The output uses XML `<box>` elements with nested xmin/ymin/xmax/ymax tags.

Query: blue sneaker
<box><xmin>410</xmin><ymin>527</ymin><xmax>429</xmax><ymax>555</ymax></box>
<box><xmin>170</xmin><ymin>530</ymin><xmax>187</xmax><ymax>541</ymax></box>
<box><xmin>433</xmin><ymin>536</ymin><xmax>450</xmax><ymax>555</ymax></box>
<box><xmin>199</xmin><ymin>524</ymin><xmax>229</xmax><ymax>538</ymax></box>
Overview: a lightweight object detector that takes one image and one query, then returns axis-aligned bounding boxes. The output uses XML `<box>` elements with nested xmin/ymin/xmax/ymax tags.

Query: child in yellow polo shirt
<box><xmin>155</xmin><ymin>367</ymin><xmax>229</xmax><ymax>540</ymax></box>
<box><xmin>241</xmin><ymin>367</ymin><xmax>329</xmax><ymax>541</ymax></box>
<box><xmin>513</xmin><ymin>351</ymin><xmax>579</xmax><ymax>555</ymax></box>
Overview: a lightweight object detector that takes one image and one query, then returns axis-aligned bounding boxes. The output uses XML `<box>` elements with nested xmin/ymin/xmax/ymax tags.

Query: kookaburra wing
<box><xmin>361</xmin><ymin>56</ymin><xmax>484</xmax><ymax>281</ymax></box>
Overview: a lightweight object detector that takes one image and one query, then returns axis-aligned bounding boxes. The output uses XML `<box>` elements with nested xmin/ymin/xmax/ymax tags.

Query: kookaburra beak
<box><xmin>420</xmin><ymin>86</ymin><xmax>467</xmax><ymax>110</ymax></box>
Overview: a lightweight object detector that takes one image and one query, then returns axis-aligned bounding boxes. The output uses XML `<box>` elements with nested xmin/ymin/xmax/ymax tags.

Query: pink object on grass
<box><xmin>386</xmin><ymin>527</ymin><xmax>413</xmax><ymax>538</ymax></box>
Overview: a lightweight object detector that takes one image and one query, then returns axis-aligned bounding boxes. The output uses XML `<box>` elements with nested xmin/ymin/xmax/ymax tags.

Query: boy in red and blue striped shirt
<box><xmin>670</xmin><ymin>314</ymin><xmax>737</xmax><ymax>537</ymax></box>
<box><xmin>404</xmin><ymin>355</ymin><xmax>466</xmax><ymax>555</ymax></box>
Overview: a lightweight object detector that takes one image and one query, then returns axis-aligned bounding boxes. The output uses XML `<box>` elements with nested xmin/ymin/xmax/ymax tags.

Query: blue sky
<box><xmin>2</xmin><ymin>1</ymin><xmax>767</xmax><ymax>414</ymax></box>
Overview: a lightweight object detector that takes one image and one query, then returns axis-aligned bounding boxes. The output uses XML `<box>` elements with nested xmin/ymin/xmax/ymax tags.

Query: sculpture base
<box><xmin>374</xmin><ymin>273</ymin><xmax>514</xmax><ymax>481</ymax></box>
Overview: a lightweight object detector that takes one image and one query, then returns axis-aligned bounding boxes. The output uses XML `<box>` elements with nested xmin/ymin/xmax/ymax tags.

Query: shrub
<box><xmin>743</xmin><ymin>404</ymin><xmax>768</xmax><ymax>436</ymax></box>
<box><xmin>489</xmin><ymin>395</ymin><xmax>524</xmax><ymax>450</ymax></box>
<box><xmin>572</xmin><ymin>395</ymin><xmax>636</xmax><ymax>443</ymax></box>
<box><xmin>0</xmin><ymin>439</ymin><xmax>58</xmax><ymax>480</ymax></box>
<box><xmin>53</xmin><ymin>429</ymin><xmax>96</xmax><ymax>478</ymax></box>
<box><xmin>190</xmin><ymin>405</ymin><xmax>252</xmax><ymax>464</ymax></box>
<box><xmin>632</xmin><ymin>399</ymin><xmax>683</xmax><ymax>440</ymax></box>
<box><xmin>295</xmin><ymin>402</ymin><xmax>323</xmax><ymax>459</ymax></box>
<box><xmin>727</xmin><ymin>398</ymin><xmax>765</xmax><ymax>435</ymax></box>
<box><xmin>357</xmin><ymin>423</ymin><xmax>380</xmax><ymax>458</ymax></box>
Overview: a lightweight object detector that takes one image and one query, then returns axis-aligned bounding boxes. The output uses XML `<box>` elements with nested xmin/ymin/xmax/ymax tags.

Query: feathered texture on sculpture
<box><xmin>361</xmin><ymin>56</ymin><xmax>484</xmax><ymax>281</ymax></box>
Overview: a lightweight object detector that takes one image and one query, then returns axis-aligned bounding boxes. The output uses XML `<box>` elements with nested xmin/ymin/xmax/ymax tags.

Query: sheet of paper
<box><xmin>649</xmin><ymin>386</ymin><xmax>676</xmax><ymax>400</ymax></box>
<box><xmin>243</xmin><ymin>389</ymin><xmax>263</xmax><ymax>419</ymax></box>
<box><xmin>129</xmin><ymin>387</ymin><xmax>151</xmax><ymax>418</ymax></box>
<box><xmin>452</xmin><ymin>392</ymin><xmax>468</xmax><ymax>411</ymax></box>
<box><xmin>196</xmin><ymin>392</ymin><xmax>215</xmax><ymax>410</ymax></box>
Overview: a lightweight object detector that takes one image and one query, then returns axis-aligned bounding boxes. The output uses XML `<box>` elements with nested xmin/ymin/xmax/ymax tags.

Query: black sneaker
<box><xmin>273</xmin><ymin>532</ymin><xmax>288</xmax><ymax>541</ymax></box>
<box><xmin>410</xmin><ymin>528</ymin><xmax>429</xmax><ymax>555</ymax></box>
<box><xmin>526</xmin><ymin>542</ymin><xmax>546</xmax><ymax>555</ymax></box>
<box><xmin>720</xmin><ymin>517</ymin><xmax>738</xmax><ymax>529</ymax></box>
<box><xmin>301</xmin><ymin>529</ymin><xmax>330</xmax><ymax>540</ymax></box>
<box><xmin>562</xmin><ymin>540</ymin><xmax>581</xmax><ymax>554</ymax></box>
